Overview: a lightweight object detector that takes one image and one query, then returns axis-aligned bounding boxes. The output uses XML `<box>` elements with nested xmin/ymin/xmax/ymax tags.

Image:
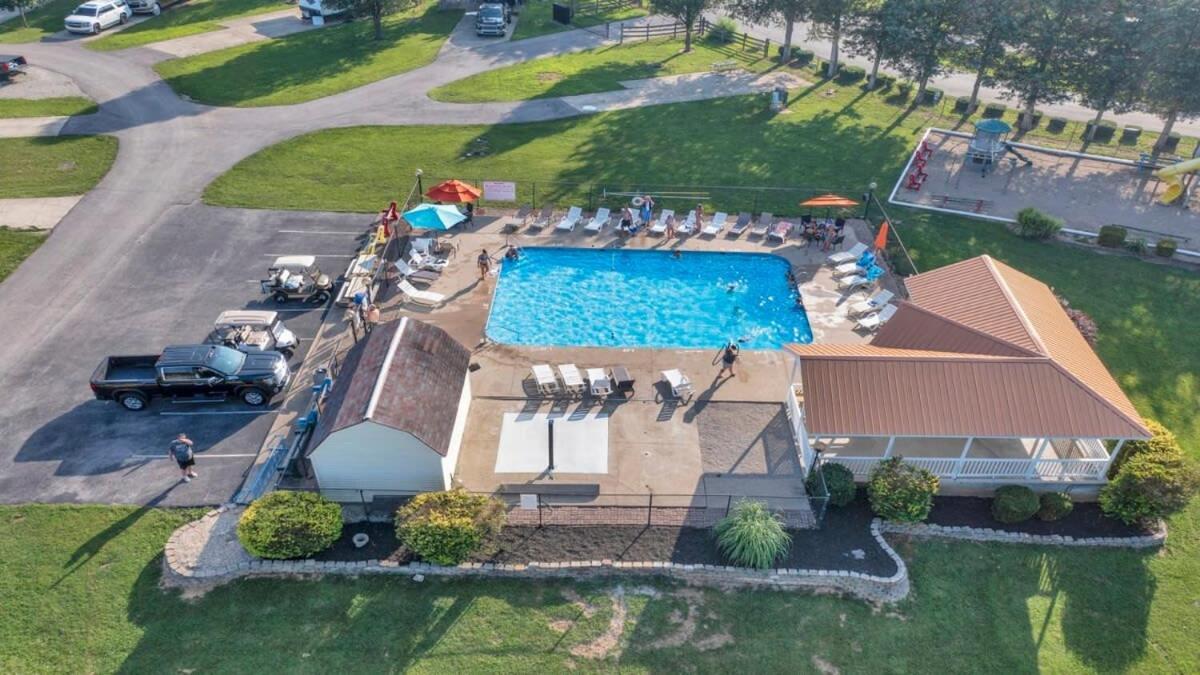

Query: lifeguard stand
<box><xmin>966</xmin><ymin>118</ymin><xmax>1012</xmax><ymax>175</ymax></box>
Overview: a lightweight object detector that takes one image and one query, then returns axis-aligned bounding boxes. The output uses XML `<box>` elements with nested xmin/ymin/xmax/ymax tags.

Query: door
<box><xmin>158</xmin><ymin>366</ymin><xmax>217</xmax><ymax>398</ymax></box>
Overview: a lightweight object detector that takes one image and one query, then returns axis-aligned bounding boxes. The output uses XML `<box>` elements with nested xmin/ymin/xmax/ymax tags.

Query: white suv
<box><xmin>64</xmin><ymin>0</ymin><xmax>130</xmax><ymax>35</ymax></box>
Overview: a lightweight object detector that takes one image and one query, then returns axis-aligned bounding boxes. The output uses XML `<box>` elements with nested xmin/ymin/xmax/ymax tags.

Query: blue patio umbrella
<box><xmin>402</xmin><ymin>203</ymin><xmax>467</xmax><ymax>231</ymax></box>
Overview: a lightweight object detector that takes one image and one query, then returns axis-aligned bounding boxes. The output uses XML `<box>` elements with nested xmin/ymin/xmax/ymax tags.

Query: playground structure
<box><xmin>1154</xmin><ymin>157</ymin><xmax>1200</xmax><ymax>205</ymax></box>
<box><xmin>963</xmin><ymin>119</ymin><xmax>1034</xmax><ymax>176</ymax></box>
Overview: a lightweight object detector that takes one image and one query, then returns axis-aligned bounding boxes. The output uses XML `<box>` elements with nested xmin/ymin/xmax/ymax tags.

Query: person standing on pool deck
<box><xmin>718</xmin><ymin>342</ymin><xmax>740</xmax><ymax>378</ymax></box>
<box><xmin>639</xmin><ymin>196</ymin><xmax>653</xmax><ymax>231</ymax></box>
<box><xmin>478</xmin><ymin>249</ymin><xmax>492</xmax><ymax>279</ymax></box>
<box><xmin>168</xmin><ymin>433</ymin><xmax>197</xmax><ymax>483</ymax></box>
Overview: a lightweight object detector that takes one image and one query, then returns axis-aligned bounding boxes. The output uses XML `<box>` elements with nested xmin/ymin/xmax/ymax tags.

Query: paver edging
<box><xmin>877</xmin><ymin>518</ymin><xmax>1166</xmax><ymax>549</ymax></box>
<box><xmin>161</xmin><ymin>508</ymin><xmax>911</xmax><ymax>603</ymax></box>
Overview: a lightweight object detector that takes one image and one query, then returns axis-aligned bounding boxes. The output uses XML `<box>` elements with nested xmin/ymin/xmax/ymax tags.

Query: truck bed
<box><xmin>97</xmin><ymin>355</ymin><xmax>157</xmax><ymax>383</ymax></box>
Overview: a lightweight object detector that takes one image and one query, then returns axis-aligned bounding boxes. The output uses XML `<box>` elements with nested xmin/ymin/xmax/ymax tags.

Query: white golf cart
<box><xmin>260</xmin><ymin>255</ymin><xmax>334</xmax><ymax>305</ymax></box>
<box><xmin>205</xmin><ymin>310</ymin><xmax>299</xmax><ymax>359</ymax></box>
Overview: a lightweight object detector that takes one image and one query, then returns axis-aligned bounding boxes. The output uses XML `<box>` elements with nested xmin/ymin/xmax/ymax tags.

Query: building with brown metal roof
<box><xmin>307</xmin><ymin>317</ymin><xmax>473</xmax><ymax>495</ymax></box>
<box><xmin>784</xmin><ymin>255</ymin><xmax>1149</xmax><ymax>489</ymax></box>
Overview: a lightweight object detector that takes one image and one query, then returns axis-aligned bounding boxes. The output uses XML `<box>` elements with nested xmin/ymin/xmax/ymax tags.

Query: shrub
<box><xmin>1037</xmin><ymin>492</ymin><xmax>1074</xmax><ymax>522</ymax></box>
<box><xmin>1126</xmin><ymin>237</ymin><xmax>1148</xmax><ymax>255</ymax></box>
<box><xmin>708</xmin><ymin>16</ymin><xmax>737</xmax><ymax>44</ymax></box>
<box><xmin>1017</xmin><ymin>109</ymin><xmax>1043</xmax><ymax>128</ymax></box>
<box><xmin>791</xmin><ymin>48</ymin><xmax>814</xmax><ymax>64</ymax></box>
<box><xmin>714</xmin><ymin>500</ymin><xmax>791</xmax><ymax>569</ymax></box>
<box><xmin>1097</xmin><ymin>224</ymin><xmax>1127</xmax><ymax>248</ymax></box>
<box><xmin>1100</xmin><ymin>452</ymin><xmax>1200</xmax><ymax>526</ymax></box>
<box><xmin>1109</xmin><ymin>419</ymin><xmax>1180</xmax><ymax>478</ymax></box>
<box><xmin>982</xmin><ymin>102</ymin><xmax>1006</xmax><ymax>118</ymax></box>
<box><xmin>867</xmin><ymin>457</ymin><xmax>939</xmax><ymax>523</ymax></box>
<box><xmin>991</xmin><ymin>485</ymin><xmax>1040</xmax><ymax>523</ymax></box>
<box><xmin>1120</xmin><ymin>126</ymin><xmax>1142</xmax><ymax>143</ymax></box>
<box><xmin>395</xmin><ymin>489</ymin><xmax>506</xmax><ymax>566</ymax></box>
<box><xmin>953</xmin><ymin>96</ymin><xmax>976</xmax><ymax>114</ymax></box>
<box><xmin>1064</xmin><ymin>306</ymin><xmax>1098</xmax><ymax>346</ymax></box>
<box><xmin>237</xmin><ymin>491</ymin><xmax>343</xmax><ymax>559</ymax></box>
<box><xmin>808</xmin><ymin>462</ymin><xmax>857</xmax><ymax>507</ymax></box>
<box><xmin>1155</xmin><ymin>238</ymin><xmax>1178</xmax><ymax>258</ymax></box>
<box><xmin>1086</xmin><ymin>119</ymin><xmax>1117</xmax><ymax>142</ymax></box>
<box><xmin>920</xmin><ymin>87</ymin><xmax>943</xmax><ymax>105</ymax></box>
<box><xmin>873</xmin><ymin>73</ymin><xmax>895</xmax><ymax>89</ymax></box>
<box><xmin>836</xmin><ymin>64</ymin><xmax>865</xmax><ymax>83</ymax></box>
<box><xmin>1160</xmin><ymin>132</ymin><xmax>1181</xmax><ymax>152</ymax></box>
<box><xmin>1016</xmin><ymin>207</ymin><xmax>1063</xmax><ymax>240</ymax></box>
<box><xmin>1046</xmin><ymin>116</ymin><xmax>1068</xmax><ymax>133</ymax></box>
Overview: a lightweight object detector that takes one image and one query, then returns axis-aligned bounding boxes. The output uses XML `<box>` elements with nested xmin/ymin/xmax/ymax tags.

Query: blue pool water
<box><xmin>486</xmin><ymin>247</ymin><xmax>813</xmax><ymax>350</ymax></box>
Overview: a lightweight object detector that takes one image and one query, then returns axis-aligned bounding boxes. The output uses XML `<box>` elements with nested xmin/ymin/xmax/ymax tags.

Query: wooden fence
<box><xmin>617</xmin><ymin>16</ymin><xmax>777</xmax><ymax>60</ymax></box>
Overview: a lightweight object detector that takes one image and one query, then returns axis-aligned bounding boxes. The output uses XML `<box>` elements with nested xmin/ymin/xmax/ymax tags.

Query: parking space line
<box><xmin>262</xmin><ymin>253</ymin><xmax>354</xmax><ymax>258</ymax></box>
<box><xmin>278</xmin><ymin>229</ymin><xmax>366</xmax><ymax>235</ymax></box>
<box><xmin>159</xmin><ymin>410</ymin><xmax>273</xmax><ymax>416</ymax></box>
<box><xmin>128</xmin><ymin>453</ymin><xmax>258</xmax><ymax>459</ymax></box>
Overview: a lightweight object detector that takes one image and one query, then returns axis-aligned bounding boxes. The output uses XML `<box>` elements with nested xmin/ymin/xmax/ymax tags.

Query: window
<box><xmin>161</xmin><ymin>367</ymin><xmax>199</xmax><ymax>382</ymax></box>
<box><xmin>74</xmin><ymin>6</ymin><xmax>98</xmax><ymax>15</ymax></box>
<box><xmin>204</xmin><ymin>345</ymin><xmax>246</xmax><ymax>375</ymax></box>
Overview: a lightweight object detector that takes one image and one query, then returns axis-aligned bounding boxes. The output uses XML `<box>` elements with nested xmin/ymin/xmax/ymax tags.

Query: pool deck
<box><xmin>373</xmin><ymin>211</ymin><xmax>881</xmax><ymax>509</ymax></box>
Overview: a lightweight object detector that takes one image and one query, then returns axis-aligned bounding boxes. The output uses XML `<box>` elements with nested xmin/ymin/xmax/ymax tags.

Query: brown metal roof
<box><xmin>309</xmin><ymin>318</ymin><xmax>471</xmax><ymax>456</ymax></box>
<box><xmin>785</xmin><ymin>255</ymin><xmax>1149</xmax><ymax>439</ymax></box>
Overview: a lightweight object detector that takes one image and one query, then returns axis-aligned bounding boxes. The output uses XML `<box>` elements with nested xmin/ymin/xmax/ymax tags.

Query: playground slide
<box><xmin>1153</xmin><ymin>157</ymin><xmax>1200</xmax><ymax>204</ymax></box>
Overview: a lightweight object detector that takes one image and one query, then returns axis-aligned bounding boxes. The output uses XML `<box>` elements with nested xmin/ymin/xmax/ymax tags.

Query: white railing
<box><xmin>823</xmin><ymin>456</ymin><xmax>1109</xmax><ymax>483</ymax></box>
<box><xmin>1073</xmin><ymin>438</ymin><xmax>1110</xmax><ymax>460</ymax></box>
<box><xmin>784</xmin><ymin>389</ymin><xmax>815</xmax><ymax>475</ymax></box>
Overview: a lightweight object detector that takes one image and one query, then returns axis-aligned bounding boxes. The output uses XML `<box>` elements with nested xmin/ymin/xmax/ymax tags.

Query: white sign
<box><xmin>520</xmin><ymin>494</ymin><xmax>539</xmax><ymax>510</ymax></box>
<box><xmin>483</xmin><ymin>181</ymin><xmax>517</xmax><ymax>202</ymax></box>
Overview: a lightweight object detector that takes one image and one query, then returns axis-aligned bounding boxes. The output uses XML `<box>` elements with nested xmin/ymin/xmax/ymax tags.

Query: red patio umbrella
<box><xmin>799</xmin><ymin>193</ymin><xmax>859</xmax><ymax>208</ymax></box>
<box><xmin>425</xmin><ymin>179</ymin><xmax>482</xmax><ymax>204</ymax></box>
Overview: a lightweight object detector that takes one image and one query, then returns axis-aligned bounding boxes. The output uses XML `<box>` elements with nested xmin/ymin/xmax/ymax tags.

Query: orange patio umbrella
<box><xmin>799</xmin><ymin>193</ymin><xmax>859</xmax><ymax>208</ymax></box>
<box><xmin>425</xmin><ymin>179</ymin><xmax>482</xmax><ymax>204</ymax></box>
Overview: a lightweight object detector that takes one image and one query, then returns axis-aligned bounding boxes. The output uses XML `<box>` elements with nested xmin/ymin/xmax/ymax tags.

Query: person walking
<box><xmin>169</xmin><ymin>433</ymin><xmax>197</xmax><ymax>482</ymax></box>
<box><xmin>364</xmin><ymin>304</ymin><xmax>381</xmax><ymax>332</ymax></box>
<box><xmin>477</xmin><ymin>248</ymin><xmax>492</xmax><ymax>279</ymax></box>
<box><xmin>718</xmin><ymin>342</ymin><xmax>740</xmax><ymax>378</ymax></box>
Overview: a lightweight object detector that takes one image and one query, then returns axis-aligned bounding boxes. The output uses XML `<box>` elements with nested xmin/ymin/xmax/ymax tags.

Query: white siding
<box><xmin>310</xmin><ymin>421</ymin><xmax>445</xmax><ymax>498</ymax></box>
<box><xmin>441</xmin><ymin>373</ymin><xmax>472</xmax><ymax>489</ymax></box>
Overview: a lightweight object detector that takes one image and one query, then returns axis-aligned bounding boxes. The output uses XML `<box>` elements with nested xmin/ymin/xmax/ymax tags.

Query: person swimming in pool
<box><xmin>505</xmin><ymin>245</ymin><xmax>520</xmax><ymax>262</ymax></box>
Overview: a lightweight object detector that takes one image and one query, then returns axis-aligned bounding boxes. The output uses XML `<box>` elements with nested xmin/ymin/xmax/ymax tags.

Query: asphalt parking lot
<box><xmin>0</xmin><ymin>204</ymin><xmax>375</xmax><ymax>507</ymax></box>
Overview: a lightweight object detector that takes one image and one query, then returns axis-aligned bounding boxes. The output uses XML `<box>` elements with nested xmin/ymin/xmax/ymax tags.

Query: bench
<box><xmin>711</xmin><ymin>59</ymin><xmax>739</xmax><ymax>73</ymax></box>
<box><xmin>930</xmin><ymin>194</ymin><xmax>993</xmax><ymax>213</ymax></box>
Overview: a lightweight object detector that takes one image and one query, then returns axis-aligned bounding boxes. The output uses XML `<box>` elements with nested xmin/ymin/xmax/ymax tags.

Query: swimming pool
<box><xmin>486</xmin><ymin>247</ymin><xmax>813</xmax><ymax>350</ymax></box>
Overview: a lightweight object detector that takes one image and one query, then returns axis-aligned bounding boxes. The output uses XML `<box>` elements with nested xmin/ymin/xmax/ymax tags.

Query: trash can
<box><xmin>552</xmin><ymin>2</ymin><xmax>571</xmax><ymax>25</ymax></box>
<box><xmin>770</xmin><ymin>86</ymin><xmax>787</xmax><ymax>112</ymax></box>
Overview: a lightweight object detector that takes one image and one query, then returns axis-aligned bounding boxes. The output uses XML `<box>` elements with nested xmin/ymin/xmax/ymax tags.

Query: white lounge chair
<box><xmin>849</xmin><ymin>289</ymin><xmax>894</xmax><ymax>317</ymax></box>
<box><xmin>833</xmin><ymin>261</ymin><xmax>864</xmax><ymax>278</ymax></box>
<box><xmin>649</xmin><ymin>209</ymin><xmax>675</xmax><ymax>235</ymax></box>
<box><xmin>586</xmin><ymin>368</ymin><xmax>612</xmax><ymax>397</ymax></box>
<box><xmin>856</xmin><ymin>303</ymin><xmax>898</xmax><ymax>331</ymax></box>
<box><xmin>661</xmin><ymin>368</ymin><xmax>694</xmax><ymax>402</ymax></box>
<box><xmin>528</xmin><ymin>204</ymin><xmax>555</xmax><ymax>230</ymax></box>
<box><xmin>702</xmin><ymin>212</ymin><xmax>728</xmax><ymax>236</ymax></box>
<box><xmin>678</xmin><ymin>211</ymin><xmax>697</xmax><ymax>235</ymax></box>
<box><xmin>837</xmin><ymin>274</ymin><xmax>871</xmax><ymax>292</ymax></box>
<box><xmin>828</xmin><ymin>242</ymin><xmax>868</xmax><ymax>265</ymax></box>
<box><xmin>398</xmin><ymin>279</ymin><xmax>445</xmax><ymax>306</ymax></box>
<box><xmin>767</xmin><ymin>221</ymin><xmax>792</xmax><ymax>241</ymax></box>
<box><xmin>729</xmin><ymin>212</ymin><xmax>752</xmax><ymax>236</ymax></box>
<box><xmin>750</xmin><ymin>212</ymin><xmax>773</xmax><ymax>237</ymax></box>
<box><xmin>531</xmin><ymin>364</ymin><xmax>559</xmax><ymax>395</ymax></box>
<box><xmin>558</xmin><ymin>364</ymin><xmax>585</xmax><ymax>396</ymax></box>
<box><xmin>393</xmin><ymin>259</ymin><xmax>439</xmax><ymax>286</ymax></box>
<box><xmin>556</xmin><ymin>205</ymin><xmax>583</xmax><ymax>231</ymax></box>
<box><xmin>584</xmin><ymin>207</ymin><xmax>611</xmax><ymax>233</ymax></box>
<box><xmin>409</xmin><ymin>250</ymin><xmax>447</xmax><ymax>272</ymax></box>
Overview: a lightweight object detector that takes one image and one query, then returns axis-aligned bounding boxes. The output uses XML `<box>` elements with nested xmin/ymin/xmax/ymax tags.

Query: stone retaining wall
<box><xmin>162</xmin><ymin>509</ymin><xmax>907</xmax><ymax>603</ymax></box>
<box><xmin>879</xmin><ymin>520</ymin><xmax>1166</xmax><ymax>548</ymax></box>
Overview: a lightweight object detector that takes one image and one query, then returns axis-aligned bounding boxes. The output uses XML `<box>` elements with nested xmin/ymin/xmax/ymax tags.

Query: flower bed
<box><xmin>926</xmin><ymin>496</ymin><xmax>1156</xmax><ymax>538</ymax></box>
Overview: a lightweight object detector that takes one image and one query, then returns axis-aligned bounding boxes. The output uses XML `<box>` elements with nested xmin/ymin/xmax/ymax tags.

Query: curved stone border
<box><xmin>162</xmin><ymin>509</ymin><xmax>910</xmax><ymax>603</ymax></box>
<box><xmin>879</xmin><ymin>519</ymin><xmax>1166</xmax><ymax>549</ymax></box>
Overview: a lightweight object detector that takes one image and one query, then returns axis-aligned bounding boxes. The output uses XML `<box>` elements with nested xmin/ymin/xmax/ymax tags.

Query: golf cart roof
<box><xmin>270</xmin><ymin>255</ymin><xmax>317</xmax><ymax>269</ymax></box>
<box><xmin>215</xmin><ymin>310</ymin><xmax>279</xmax><ymax>326</ymax></box>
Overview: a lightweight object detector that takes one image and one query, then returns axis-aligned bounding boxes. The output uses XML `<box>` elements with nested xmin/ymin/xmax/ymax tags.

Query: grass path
<box><xmin>511</xmin><ymin>0</ymin><xmax>646</xmax><ymax>41</ymax></box>
<box><xmin>86</xmin><ymin>0</ymin><xmax>285</xmax><ymax>52</ymax></box>
<box><xmin>429</xmin><ymin>36</ymin><xmax>777</xmax><ymax>102</ymax></box>
<box><xmin>0</xmin><ymin>96</ymin><xmax>97</xmax><ymax>118</ymax></box>
<box><xmin>154</xmin><ymin>2</ymin><xmax>458</xmax><ymax>107</ymax></box>
<box><xmin>0</xmin><ymin>135</ymin><xmax>117</xmax><ymax>198</ymax></box>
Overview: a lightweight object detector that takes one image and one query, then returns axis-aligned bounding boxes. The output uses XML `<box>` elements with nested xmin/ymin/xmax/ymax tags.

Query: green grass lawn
<box><xmin>429</xmin><ymin>36</ymin><xmax>778</xmax><ymax>102</ymax></box>
<box><xmin>511</xmin><ymin>0</ymin><xmax>647</xmax><ymax>41</ymax></box>
<box><xmin>86</xmin><ymin>0</ymin><xmax>286</xmax><ymax>52</ymax></box>
<box><xmin>0</xmin><ymin>0</ymin><xmax>79</xmax><ymax>43</ymax></box>
<box><xmin>0</xmin><ymin>135</ymin><xmax>117</xmax><ymax>198</ymax></box>
<box><xmin>153</xmin><ymin>2</ymin><xmax>458</xmax><ymax>107</ymax></box>
<box><xmin>0</xmin><ymin>228</ymin><xmax>48</xmax><ymax>281</ymax></box>
<box><xmin>0</xmin><ymin>96</ymin><xmax>98</xmax><ymax>118</ymax></box>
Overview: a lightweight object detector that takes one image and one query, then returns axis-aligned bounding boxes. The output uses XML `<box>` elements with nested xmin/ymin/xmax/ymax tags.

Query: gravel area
<box><xmin>695</xmin><ymin>402</ymin><xmax>801</xmax><ymax>477</ymax></box>
<box><xmin>927</xmin><ymin>496</ymin><xmax>1155</xmax><ymax>537</ymax></box>
<box><xmin>0</xmin><ymin>65</ymin><xmax>87</xmax><ymax>100</ymax></box>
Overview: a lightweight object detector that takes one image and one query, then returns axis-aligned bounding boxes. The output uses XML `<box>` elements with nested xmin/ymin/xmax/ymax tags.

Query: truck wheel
<box><xmin>240</xmin><ymin>387</ymin><xmax>268</xmax><ymax>406</ymax></box>
<box><xmin>279</xmin><ymin>347</ymin><xmax>295</xmax><ymax>359</ymax></box>
<box><xmin>117</xmin><ymin>392</ymin><xmax>148</xmax><ymax>411</ymax></box>
<box><xmin>273</xmin><ymin>291</ymin><xmax>289</xmax><ymax>303</ymax></box>
<box><xmin>92</xmin><ymin>23</ymin><xmax>101</xmax><ymax>34</ymax></box>
<box><xmin>152</xmin><ymin>3</ymin><xmax>161</xmax><ymax>15</ymax></box>
<box><xmin>311</xmin><ymin>290</ymin><xmax>331</xmax><ymax>304</ymax></box>
<box><xmin>118</xmin><ymin>12</ymin><xmax>126</xmax><ymax>24</ymax></box>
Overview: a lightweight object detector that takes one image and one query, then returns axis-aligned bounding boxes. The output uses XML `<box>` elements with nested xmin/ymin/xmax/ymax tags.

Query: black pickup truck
<box><xmin>90</xmin><ymin>344</ymin><xmax>291</xmax><ymax>411</ymax></box>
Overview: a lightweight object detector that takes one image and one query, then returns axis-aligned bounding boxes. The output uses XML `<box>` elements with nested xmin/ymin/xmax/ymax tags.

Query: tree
<box><xmin>991</xmin><ymin>0</ymin><xmax>1092</xmax><ymax>129</ymax></box>
<box><xmin>843</xmin><ymin>0</ymin><xmax>893</xmax><ymax>89</ymax></box>
<box><xmin>324</xmin><ymin>0</ymin><xmax>413</xmax><ymax>41</ymax></box>
<box><xmin>882</xmin><ymin>0</ymin><xmax>962</xmax><ymax>101</ymax></box>
<box><xmin>0</xmin><ymin>0</ymin><xmax>37</xmax><ymax>27</ymax></box>
<box><xmin>952</xmin><ymin>0</ymin><xmax>1019</xmax><ymax>109</ymax></box>
<box><xmin>653</xmin><ymin>0</ymin><xmax>716</xmax><ymax>52</ymax></box>
<box><xmin>1071</xmin><ymin>0</ymin><xmax>1150</xmax><ymax>141</ymax></box>
<box><xmin>809</xmin><ymin>0</ymin><xmax>857</xmax><ymax>77</ymax></box>
<box><xmin>1140</xmin><ymin>0</ymin><xmax>1200</xmax><ymax>151</ymax></box>
<box><xmin>728</xmin><ymin>0</ymin><xmax>812</xmax><ymax>63</ymax></box>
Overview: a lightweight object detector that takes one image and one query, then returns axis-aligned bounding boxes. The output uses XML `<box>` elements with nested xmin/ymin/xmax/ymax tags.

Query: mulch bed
<box><xmin>925</xmin><ymin>496</ymin><xmax>1156</xmax><ymax>538</ymax></box>
<box><xmin>310</xmin><ymin>498</ymin><xmax>896</xmax><ymax>576</ymax></box>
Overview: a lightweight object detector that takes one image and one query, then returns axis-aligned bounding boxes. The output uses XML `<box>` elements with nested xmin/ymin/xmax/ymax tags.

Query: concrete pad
<box><xmin>562</xmin><ymin>71</ymin><xmax>809</xmax><ymax>114</ymax></box>
<box><xmin>495</xmin><ymin>412</ymin><xmax>608</xmax><ymax>473</ymax></box>
<box><xmin>0</xmin><ymin>196</ymin><xmax>83</xmax><ymax>229</ymax></box>
<box><xmin>0</xmin><ymin>116</ymin><xmax>68</xmax><ymax>137</ymax></box>
<box><xmin>0</xmin><ymin>65</ymin><xmax>88</xmax><ymax>100</ymax></box>
<box><xmin>147</xmin><ymin>9</ymin><xmax>320</xmax><ymax>58</ymax></box>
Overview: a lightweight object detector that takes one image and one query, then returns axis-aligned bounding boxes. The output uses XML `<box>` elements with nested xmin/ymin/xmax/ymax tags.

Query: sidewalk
<box><xmin>0</xmin><ymin>116</ymin><xmax>68</xmax><ymax>137</ymax></box>
<box><xmin>0</xmin><ymin>196</ymin><xmax>82</xmax><ymax>229</ymax></box>
<box><xmin>145</xmin><ymin>8</ymin><xmax>321</xmax><ymax>59</ymax></box>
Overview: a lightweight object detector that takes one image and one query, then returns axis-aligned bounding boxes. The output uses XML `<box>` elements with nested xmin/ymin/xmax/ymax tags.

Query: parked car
<box><xmin>260</xmin><ymin>255</ymin><xmax>334</xmax><ymax>304</ymax></box>
<box><xmin>90</xmin><ymin>344</ymin><xmax>291</xmax><ymax>410</ymax></box>
<box><xmin>126</xmin><ymin>0</ymin><xmax>182</xmax><ymax>16</ymax></box>
<box><xmin>298</xmin><ymin>0</ymin><xmax>347</xmax><ymax>21</ymax></box>
<box><xmin>205</xmin><ymin>310</ymin><xmax>298</xmax><ymax>359</ymax></box>
<box><xmin>475</xmin><ymin>2</ymin><xmax>508</xmax><ymax>37</ymax></box>
<box><xmin>64</xmin><ymin>0</ymin><xmax>130</xmax><ymax>34</ymax></box>
<box><xmin>0</xmin><ymin>54</ymin><xmax>26</xmax><ymax>83</ymax></box>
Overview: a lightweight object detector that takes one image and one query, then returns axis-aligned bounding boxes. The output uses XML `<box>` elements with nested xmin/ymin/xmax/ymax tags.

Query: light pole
<box><xmin>415</xmin><ymin>168</ymin><xmax>424</xmax><ymax>199</ymax></box>
<box><xmin>862</xmin><ymin>181</ymin><xmax>877</xmax><ymax>221</ymax></box>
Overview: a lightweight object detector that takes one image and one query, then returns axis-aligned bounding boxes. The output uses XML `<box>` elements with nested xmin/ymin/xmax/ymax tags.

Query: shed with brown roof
<box><xmin>308</xmin><ymin>317</ymin><xmax>473</xmax><ymax>495</ymax></box>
